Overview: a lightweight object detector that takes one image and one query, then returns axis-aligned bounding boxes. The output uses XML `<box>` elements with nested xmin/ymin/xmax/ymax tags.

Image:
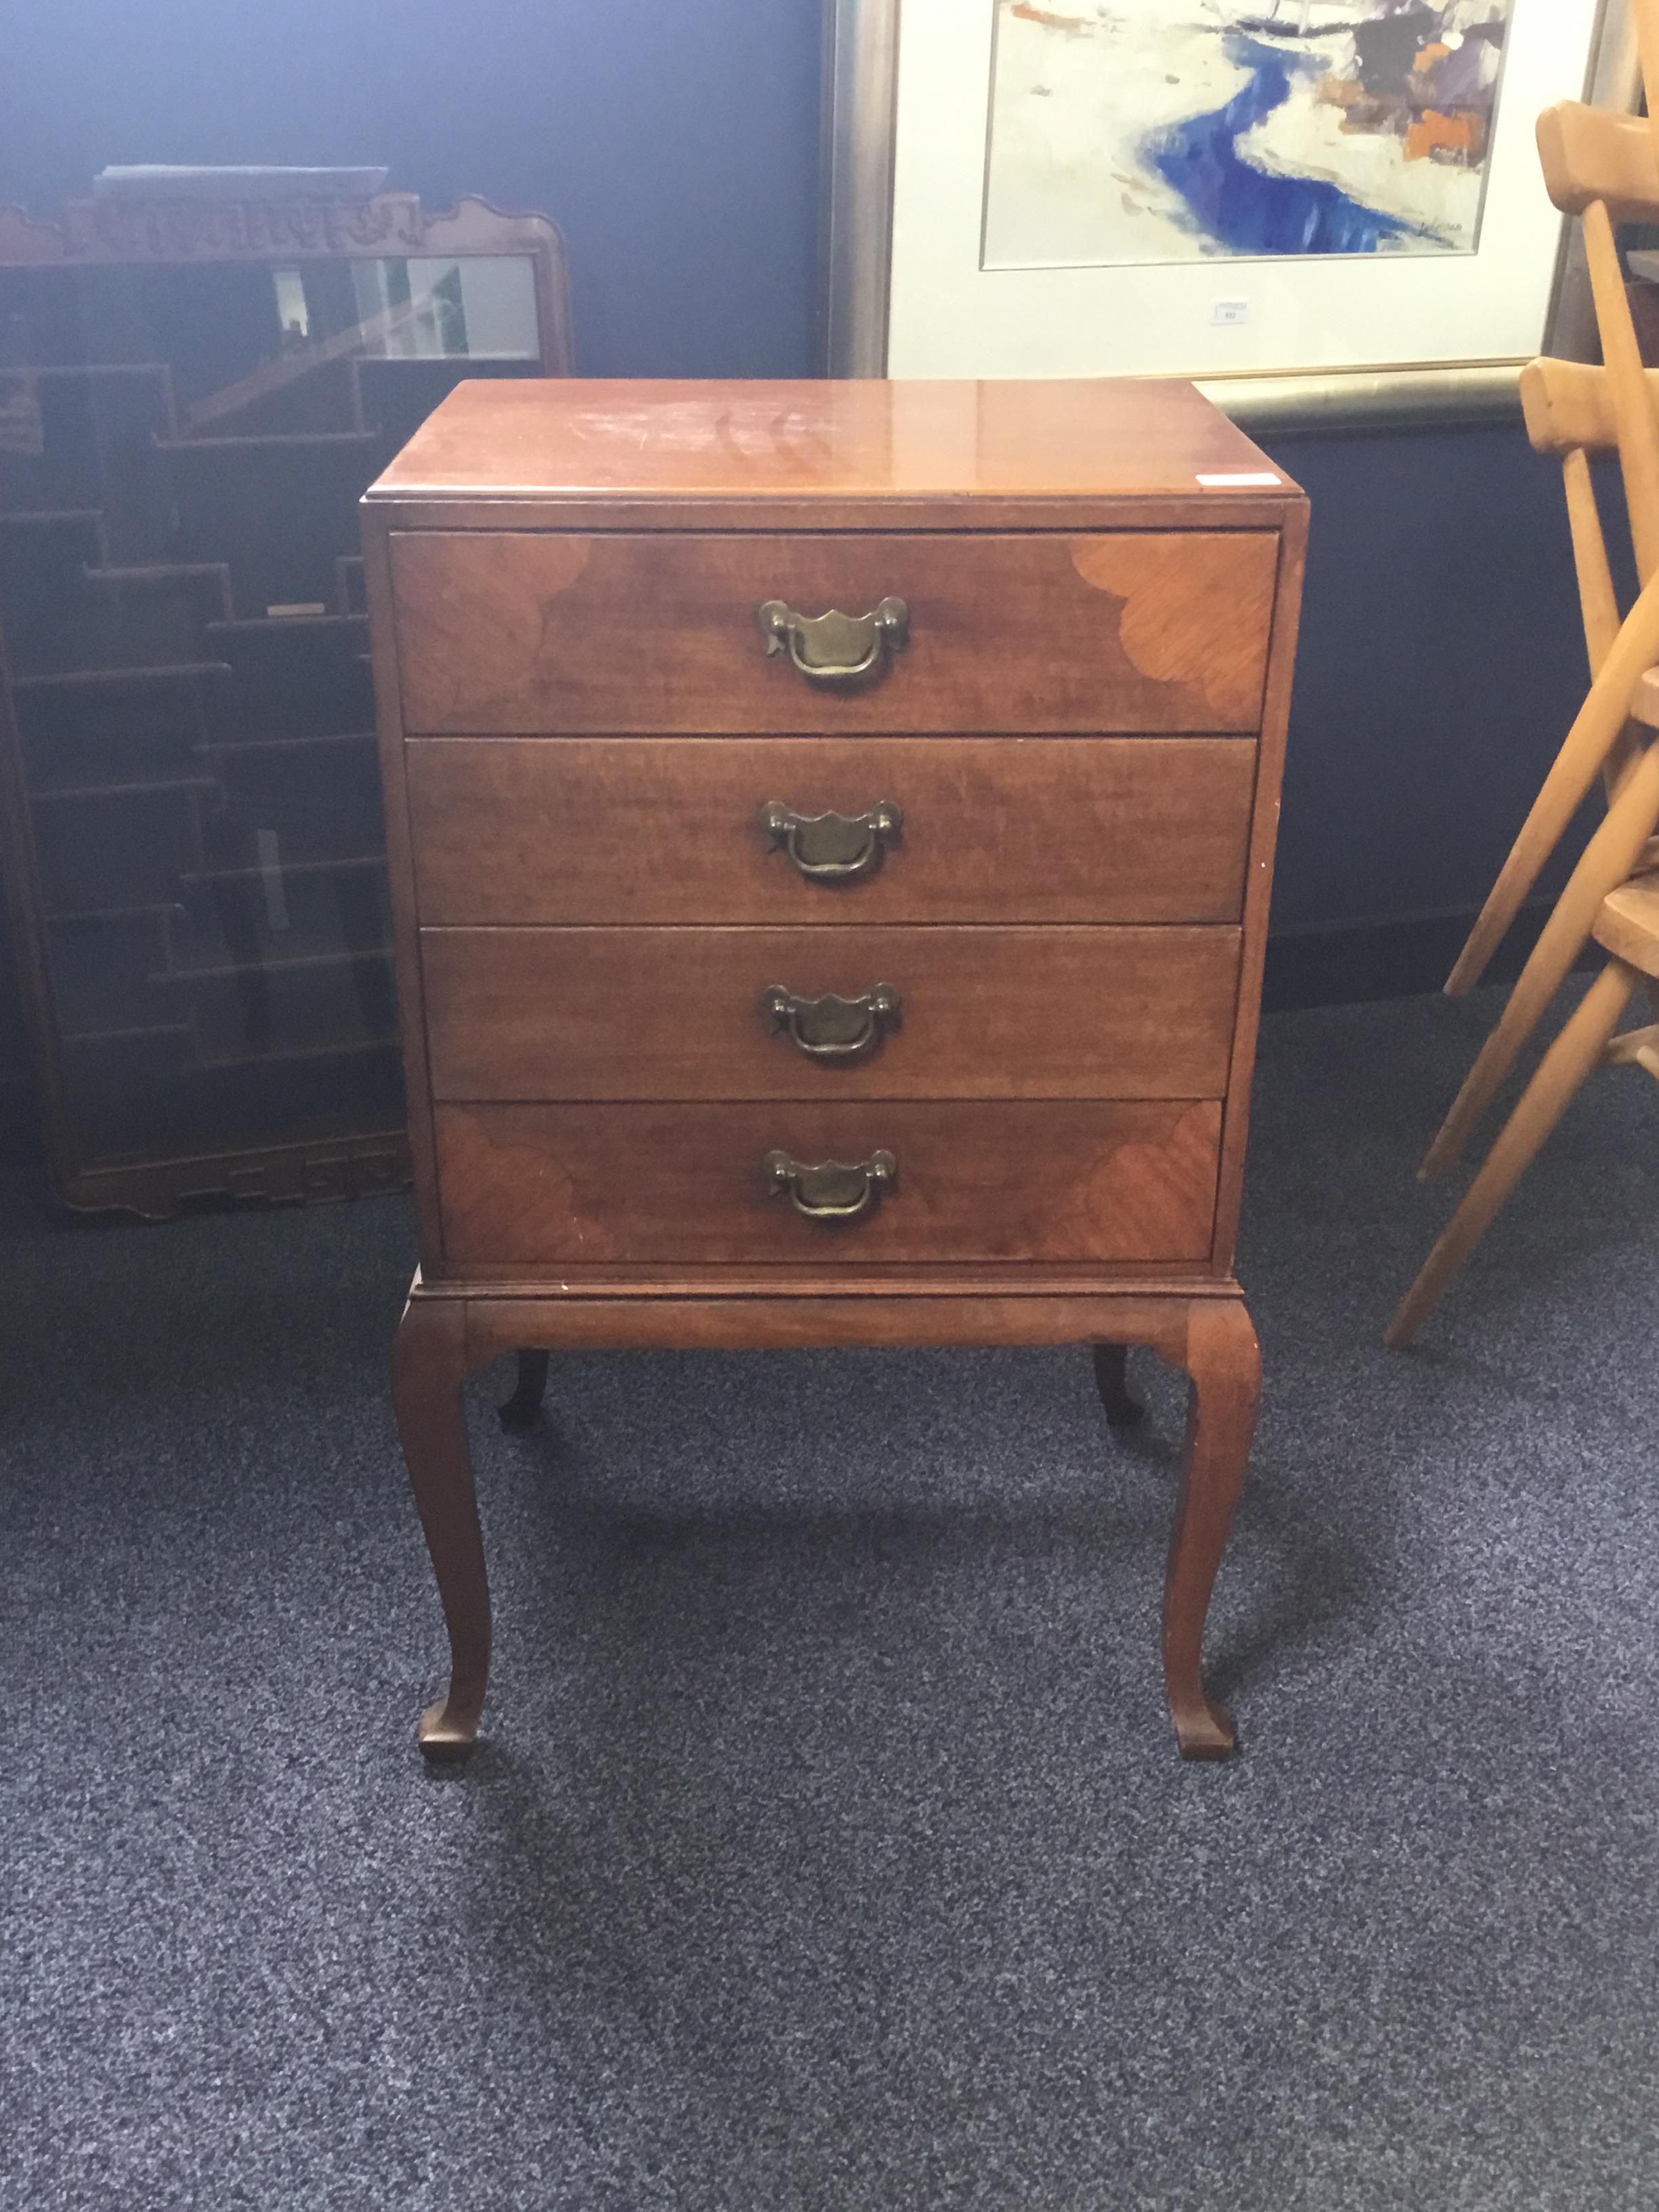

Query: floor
<box><xmin>4</xmin><ymin>989</ymin><xmax>1658</xmax><ymax>2211</ymax></box>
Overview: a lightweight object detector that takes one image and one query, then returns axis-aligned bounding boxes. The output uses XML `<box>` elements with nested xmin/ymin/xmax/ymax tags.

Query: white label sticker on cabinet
<box><xmin>1195</xmin><ymin>472</ymin><xmax>1283</xmax><ymax>487</ymax></box>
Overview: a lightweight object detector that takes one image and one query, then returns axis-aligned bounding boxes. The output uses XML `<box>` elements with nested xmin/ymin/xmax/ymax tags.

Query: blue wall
<box><xmin>0</xmin><ymin>0</ymin><xmax>1601</xmax><ymax>1002</ymax></box>
<box><xmin>0</xmin><ymin>0</ymin><xmax>823</xmax><ymax>381</ymax></box>
<box><xmin>1260</xmin><ymin>426</ymin><xmax>1603</xmax><ymax>996</ymax></box>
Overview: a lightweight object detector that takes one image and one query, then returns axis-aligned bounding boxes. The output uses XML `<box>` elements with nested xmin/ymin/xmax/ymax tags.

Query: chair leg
<box><xmin>1443</xmin><ymin>571</ymin><xmax>1659</xmax><ymax>998</ymax></box>
<box><xmin>392</xmin><ymin>1296</ymin><xmax>490</xmax><ymax>1759</ymax></box>
<box><xmin>1164</xmin><ymin>1298</ymin><xmax>1258</xmax><ymax>1761</ymax></box>
<box><xmin>1422</xmin><ymin>741</ymin><xmax>1659</xmax><ymax>1179</ymax></box>
<box><xmin>1388</xmin><ymin>959</ymin><xmax>1639</xmax><ymax>1350</ymax></box>
<box><xmin>498</xmin><ymin>1349</ymin><xmax>550</xmax><ymax>1433</ymax></box>
<box><xmin>1091</xmin><ymin>1341</ymin><xmax>1145</xmax><ymax>1428</ymax></box>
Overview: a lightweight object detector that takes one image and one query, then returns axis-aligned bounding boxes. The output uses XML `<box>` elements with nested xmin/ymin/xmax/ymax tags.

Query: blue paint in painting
<box><xmin>1147</xmin><ymin>33</ymin><xmax>1439</xmax><ymax>255</ymax></box>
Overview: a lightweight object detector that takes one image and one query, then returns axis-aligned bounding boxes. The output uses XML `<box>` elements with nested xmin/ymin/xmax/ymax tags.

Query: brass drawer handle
<box><xmin>760</xmin><ymin>982</ymin><xmax>899</xmax><ymax>1061</ymax></box>
<box><xmin>764</xmin><ymin>1147</ymin><xmax>897</xmax><ymax>1222</ymax></box>
<box><xmin>757</xmin><ymin>596</ymin><xmax>908</xmax><ymax>682</ymax></box>
<box><xmin>760</xmin><ymin>799</ymin><xmax>903</xmax><ymax>882</ymax></box>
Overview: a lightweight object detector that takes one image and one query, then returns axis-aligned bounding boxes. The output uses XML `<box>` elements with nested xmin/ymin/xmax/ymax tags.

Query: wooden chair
<box><xmin>1437</xmin><ymin>100</ymin><xmax>1659</xmax><ymax>1019</ymax></box>
<box><xmin>1389</xmin><ymin>7</ymin><xmax>1659</xmax><ymax>1342</ymax></box>
<box><xmin>1387</xmin><ymin>670</ymin><xmax>1659</xmax><ymax>1346</ymax></box>
<box><xmin>1519</xmin><ymin>356</ymin><xmax>1653</xmax><ymax>793</ymax></box>
<box><xmin>1416</xmin><ymin>357</ymin><xmax>1659</xmax><ymax>1185</ymax></box>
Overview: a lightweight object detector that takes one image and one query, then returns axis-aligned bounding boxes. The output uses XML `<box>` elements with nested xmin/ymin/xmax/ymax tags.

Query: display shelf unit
<box><xmin>0</xmin><ymin>189</ymin><xmax>572</xmax><ymax>1215</ymax></box>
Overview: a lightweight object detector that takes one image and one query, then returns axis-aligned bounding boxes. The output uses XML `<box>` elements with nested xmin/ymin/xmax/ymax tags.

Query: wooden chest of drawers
<box><xmin>364</xmin><ymin>377</ymin><xmax>1307</xmax><ymax>1761</ymax></box>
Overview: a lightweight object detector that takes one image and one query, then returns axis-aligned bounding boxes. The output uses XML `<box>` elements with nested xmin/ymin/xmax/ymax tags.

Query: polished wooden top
<box><xmin>367</xmin><ymin>377</ymin><xmax>1295</xmax><ymax>506</ymax></box>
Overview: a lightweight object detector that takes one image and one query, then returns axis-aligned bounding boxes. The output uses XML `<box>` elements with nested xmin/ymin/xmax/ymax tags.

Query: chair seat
<box><xmin>1593</xmin><ymin>872</ymin><xmax>1659</xmax><ymax>977</ymax></box>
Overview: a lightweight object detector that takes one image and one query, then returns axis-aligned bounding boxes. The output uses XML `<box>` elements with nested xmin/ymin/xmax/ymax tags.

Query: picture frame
<box><xmin>822</xmin><ymin>0</ymin><xmax>1638</xmax><ymax>429</ymax></box>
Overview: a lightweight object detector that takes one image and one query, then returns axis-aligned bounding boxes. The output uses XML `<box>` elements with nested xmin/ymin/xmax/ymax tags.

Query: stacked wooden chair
<box><xmin>1387</xmin><ymin>66</ymin><xmax>1659</xmax><ymax>1347</ymax></box>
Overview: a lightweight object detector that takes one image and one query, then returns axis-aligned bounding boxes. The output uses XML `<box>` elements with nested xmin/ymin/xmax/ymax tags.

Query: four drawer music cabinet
<box><xmin>363</xmin><ymin>377</ymin><xmax>1307</xmax><ymax>1761</ymax></box>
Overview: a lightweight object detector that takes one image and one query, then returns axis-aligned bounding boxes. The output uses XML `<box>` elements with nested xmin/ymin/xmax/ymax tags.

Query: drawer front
<box><xmin>406</xmin><ymin>735</ymin><xmax>1256</xmax><ymax>926</ymax></box>
<box><xmin>390</xmin><ymin>530</ymin><xmax>1278</xmax><ymax>735</ymax></box>
<box><xmin>436</xmin><ymin>1100</ymin><xmax>1222</xmax><ymax>1267</ymax></box>
<box><xmin>422</xmin><ymin>925</ymin><xmax>1240</xmax><ymax>1102</ymax></box>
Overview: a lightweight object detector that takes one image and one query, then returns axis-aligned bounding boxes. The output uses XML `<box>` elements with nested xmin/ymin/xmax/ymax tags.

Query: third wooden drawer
<box><xmin>405</xmin><ymin>735</ymin><xmax>1256</xmax><ymax>926</ymax></box>
<box><xmin>421</xmin><ymin>924</ymin><xmax>1241</xmax><ymax>1101</ymax></box>
<box><xmin>434</xmin><ymin>1099</ymin><xmax>1225</xmax><ymax>1267</ymax></box>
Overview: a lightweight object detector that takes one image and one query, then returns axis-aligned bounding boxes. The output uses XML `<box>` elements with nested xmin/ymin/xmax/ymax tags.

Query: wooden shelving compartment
<box><xmin>0</xmin><ymin>189</ymin><xmax>572</xmax><ymax>1214</ymax></box>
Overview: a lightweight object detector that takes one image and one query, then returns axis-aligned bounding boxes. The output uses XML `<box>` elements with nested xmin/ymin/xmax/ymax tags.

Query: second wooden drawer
<box><xmin>422</xmin><ymin>925</ymin><xmax>1240</xmax><ymax>1101</ymax></box>
<box><xmin>405</xmin><ymin>735</ymin><xmax>1256</xmax><ymax>926</ymax></box>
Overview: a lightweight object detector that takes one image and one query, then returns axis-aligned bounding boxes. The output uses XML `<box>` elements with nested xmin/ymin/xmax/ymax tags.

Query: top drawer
<box><xmin>388</xmin><ymin>530</ymin><xmax>1279</xmax><ymax>735</ymax></box>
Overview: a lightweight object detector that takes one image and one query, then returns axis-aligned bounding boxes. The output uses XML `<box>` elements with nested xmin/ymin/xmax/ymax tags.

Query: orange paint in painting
<box><xmin>1412</xmin><ymin>41</ymin><xmax>1451</xmax><ymax>73</ymax></box>
<box><xmin>1009</xmin><ymin>1</ymin><xmax>1091</xmax><ymax>30</ymax></box>
<box><xmin>1405</xmin><ymin>108</ymin><xmax>1484</xmax><ymax>163</ymax></box>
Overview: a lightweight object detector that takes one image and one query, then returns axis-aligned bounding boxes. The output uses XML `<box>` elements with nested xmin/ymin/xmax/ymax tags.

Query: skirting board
<box><xmin>1264</xmin><ymin>897</ymin><xmax>1591</xmax><ymax>1012</ymax></box>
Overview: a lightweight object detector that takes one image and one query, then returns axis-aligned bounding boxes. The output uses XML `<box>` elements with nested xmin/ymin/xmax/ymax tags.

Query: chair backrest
<box><xmin>1535</xmin><ymin>101</ymin><xmax>1659</xmax><ymax>582</ymax></box>
<box><xmin>1536</xmin><ymin>101</ymin><xmax>1659</xmax><ymax>220</ymax></box>
<box><xmin>1519</xmin><ymin>357</ymin><xmax>1659</xmax><ymax>457</ymax></box>
<box><xmin>1520</xmin><ymin>360</ymin><xmax>1639</xmax><ymax>764</ymax></box>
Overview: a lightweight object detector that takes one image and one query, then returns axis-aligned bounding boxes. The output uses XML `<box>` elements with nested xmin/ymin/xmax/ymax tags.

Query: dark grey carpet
<box><xmin>5</xmin><ymin>989</ymin><xmax>1659</xmax><ymax>2211</ymax></box>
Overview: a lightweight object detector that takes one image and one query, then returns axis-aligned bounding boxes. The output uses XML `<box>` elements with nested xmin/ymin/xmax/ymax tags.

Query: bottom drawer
<box><xmin>435</xmin><ymin>1099</ymin><xmax>1222</xmax><ymax>1269</ymax></box>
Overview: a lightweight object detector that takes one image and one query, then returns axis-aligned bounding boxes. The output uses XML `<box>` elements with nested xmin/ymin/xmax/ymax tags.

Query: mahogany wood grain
<box><xmin>391</xmin><ymin>1294</ymin><xmax>489</xmax><ymax>1759</ymax></box>
<box><xmin>409</xmin><ymin>1272</ymin><xmax>1253</xmax><ymax>1756</ymax></box>
<box><xmin>405</xmin><ymin>735</ymin><xmax>1256</xmax><ymax>927</ymax></box>
<box><xmin>433</xmin><ymin>1099</ymin><xmax>1223</xmax><ymax>1268</ymax></box>
<box><xmin>420</xmin><ymin>924</ymin><xmax>1240</xmax><ymax>1103</ymax></box>
<box><xmin>1210</xmin><ymin>501</ymin><xmax>1307</xmax><ymax>1271</ymax></box>
<box><xmin>370</xmin><ymin>375</ymin><xmax>1306</xmax><ymax>1759</ymax></box>
<box><xmin>379</xmin><ymin>491</ymin><xmax>1298</xmax><ymax>537</ymax></box>
<box><xmin>365</xmin><ymin>515</ymin><xmax>445</xmax><ymax>1269</ymax></box>
<box><xmin>389</xmin><ymin>530</ymin><xmax>1279</xmax><ymax>736</ymax></box>
<box><xmin>371</xmin><ymin>375</ymin><xmax>1292</xmax><ymax>508</ymax></box>
<box><xmin>439</xmin><ymin>1264</ymin><xmax>1237</xmax><ymax>1294</ymax></box>
<box><xmin>1163</xmin><ymin>1296</ymin><xmax>1258</xmax><ymax>1757</ymax></box>
<box><xmin>450</xmin><ymin>1282</ymin><xmax>1200</xmax><ymax>1357</ymax></box>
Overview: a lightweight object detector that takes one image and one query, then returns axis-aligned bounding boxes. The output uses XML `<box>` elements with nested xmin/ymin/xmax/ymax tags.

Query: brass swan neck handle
<box><xmin>760</xmin><ymin>800</ymin><xmax>903</xmax><ymax>882</ymax></box>
<box><xmin>759</xmin><ymin>983</ymin><xmax>899</xmax><ymax>1061</ymax></box>
<box><xmin>764</xmin><ymin>1149</ymin><xmax>897</xmax><ymax>1222</ymax></box>
<box><xmin>757</xmin><ymin>596</ymin><xmax>909</xmax><ymax>682</ymax></box>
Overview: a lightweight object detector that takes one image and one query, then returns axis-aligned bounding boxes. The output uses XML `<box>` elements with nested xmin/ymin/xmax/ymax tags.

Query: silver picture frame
<box><xmin>822</xmin><ymin>0</ymin><xmax>1637</xmax><ymax>429</ymax></box>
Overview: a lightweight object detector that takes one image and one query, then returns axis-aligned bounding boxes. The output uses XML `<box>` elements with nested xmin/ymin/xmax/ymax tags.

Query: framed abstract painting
<box><xmin>823</xmin><ymin>0</ymin><xmax>1636</xmax><ymax>424</ymax></box>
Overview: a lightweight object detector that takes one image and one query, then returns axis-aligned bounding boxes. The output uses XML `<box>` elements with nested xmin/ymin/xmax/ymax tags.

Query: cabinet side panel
<box><xmin>365</xmin><ymin>510</ymin><xmax>445</xmax><ymax>1271</ymax></box>
<box><xmin>1212</xmin><ymin>505</ymin><xmax>1308</xmax><ymax>1272</ymax></box>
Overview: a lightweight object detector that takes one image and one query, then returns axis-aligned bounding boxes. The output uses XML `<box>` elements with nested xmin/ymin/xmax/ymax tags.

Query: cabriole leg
<box><xmin>1091</xmin><ymin>1340</ymin><xmax>1145</xmax><ymax>1427</ymax></box>
<box><xmin>392</xmin><ymin>1295</ymin><xmax>489</xmax><ymax>1761</ymax></box>
<box><xmin>1163</xmin><ymin>1298</ymin><xmax>1259</xmax><ymax>1761</ymax></box>
<box><xmin>498</xmin><ymin>1348</ymin><xmax>550</xmax><ymax>1432</ymax></box>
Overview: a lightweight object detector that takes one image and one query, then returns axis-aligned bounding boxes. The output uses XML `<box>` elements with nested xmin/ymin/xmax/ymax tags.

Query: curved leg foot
<box><xmin>393</xmin><ymin>1295</ymin><xmax>489</xmax><ymax>1760</ymax></box>
<box><xmin>498</xmin><ymin>1348</ymin><xmax>550</xmax><ymax>1433</ymax></box>
<box><xmin>418</xmin><ymin>1696</ymin><xmax>482</xmax><ymax>1762</ymax></box>
<box><xmin>1164</xmin><ymin>1298</ymin><xmax>1258</xmax><ymax>1761</ymax></box>
<box><xmin>1092</xmin><ymin>1341</ymin><xmax>1145</xmax><ymax>1428</ymax></box>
